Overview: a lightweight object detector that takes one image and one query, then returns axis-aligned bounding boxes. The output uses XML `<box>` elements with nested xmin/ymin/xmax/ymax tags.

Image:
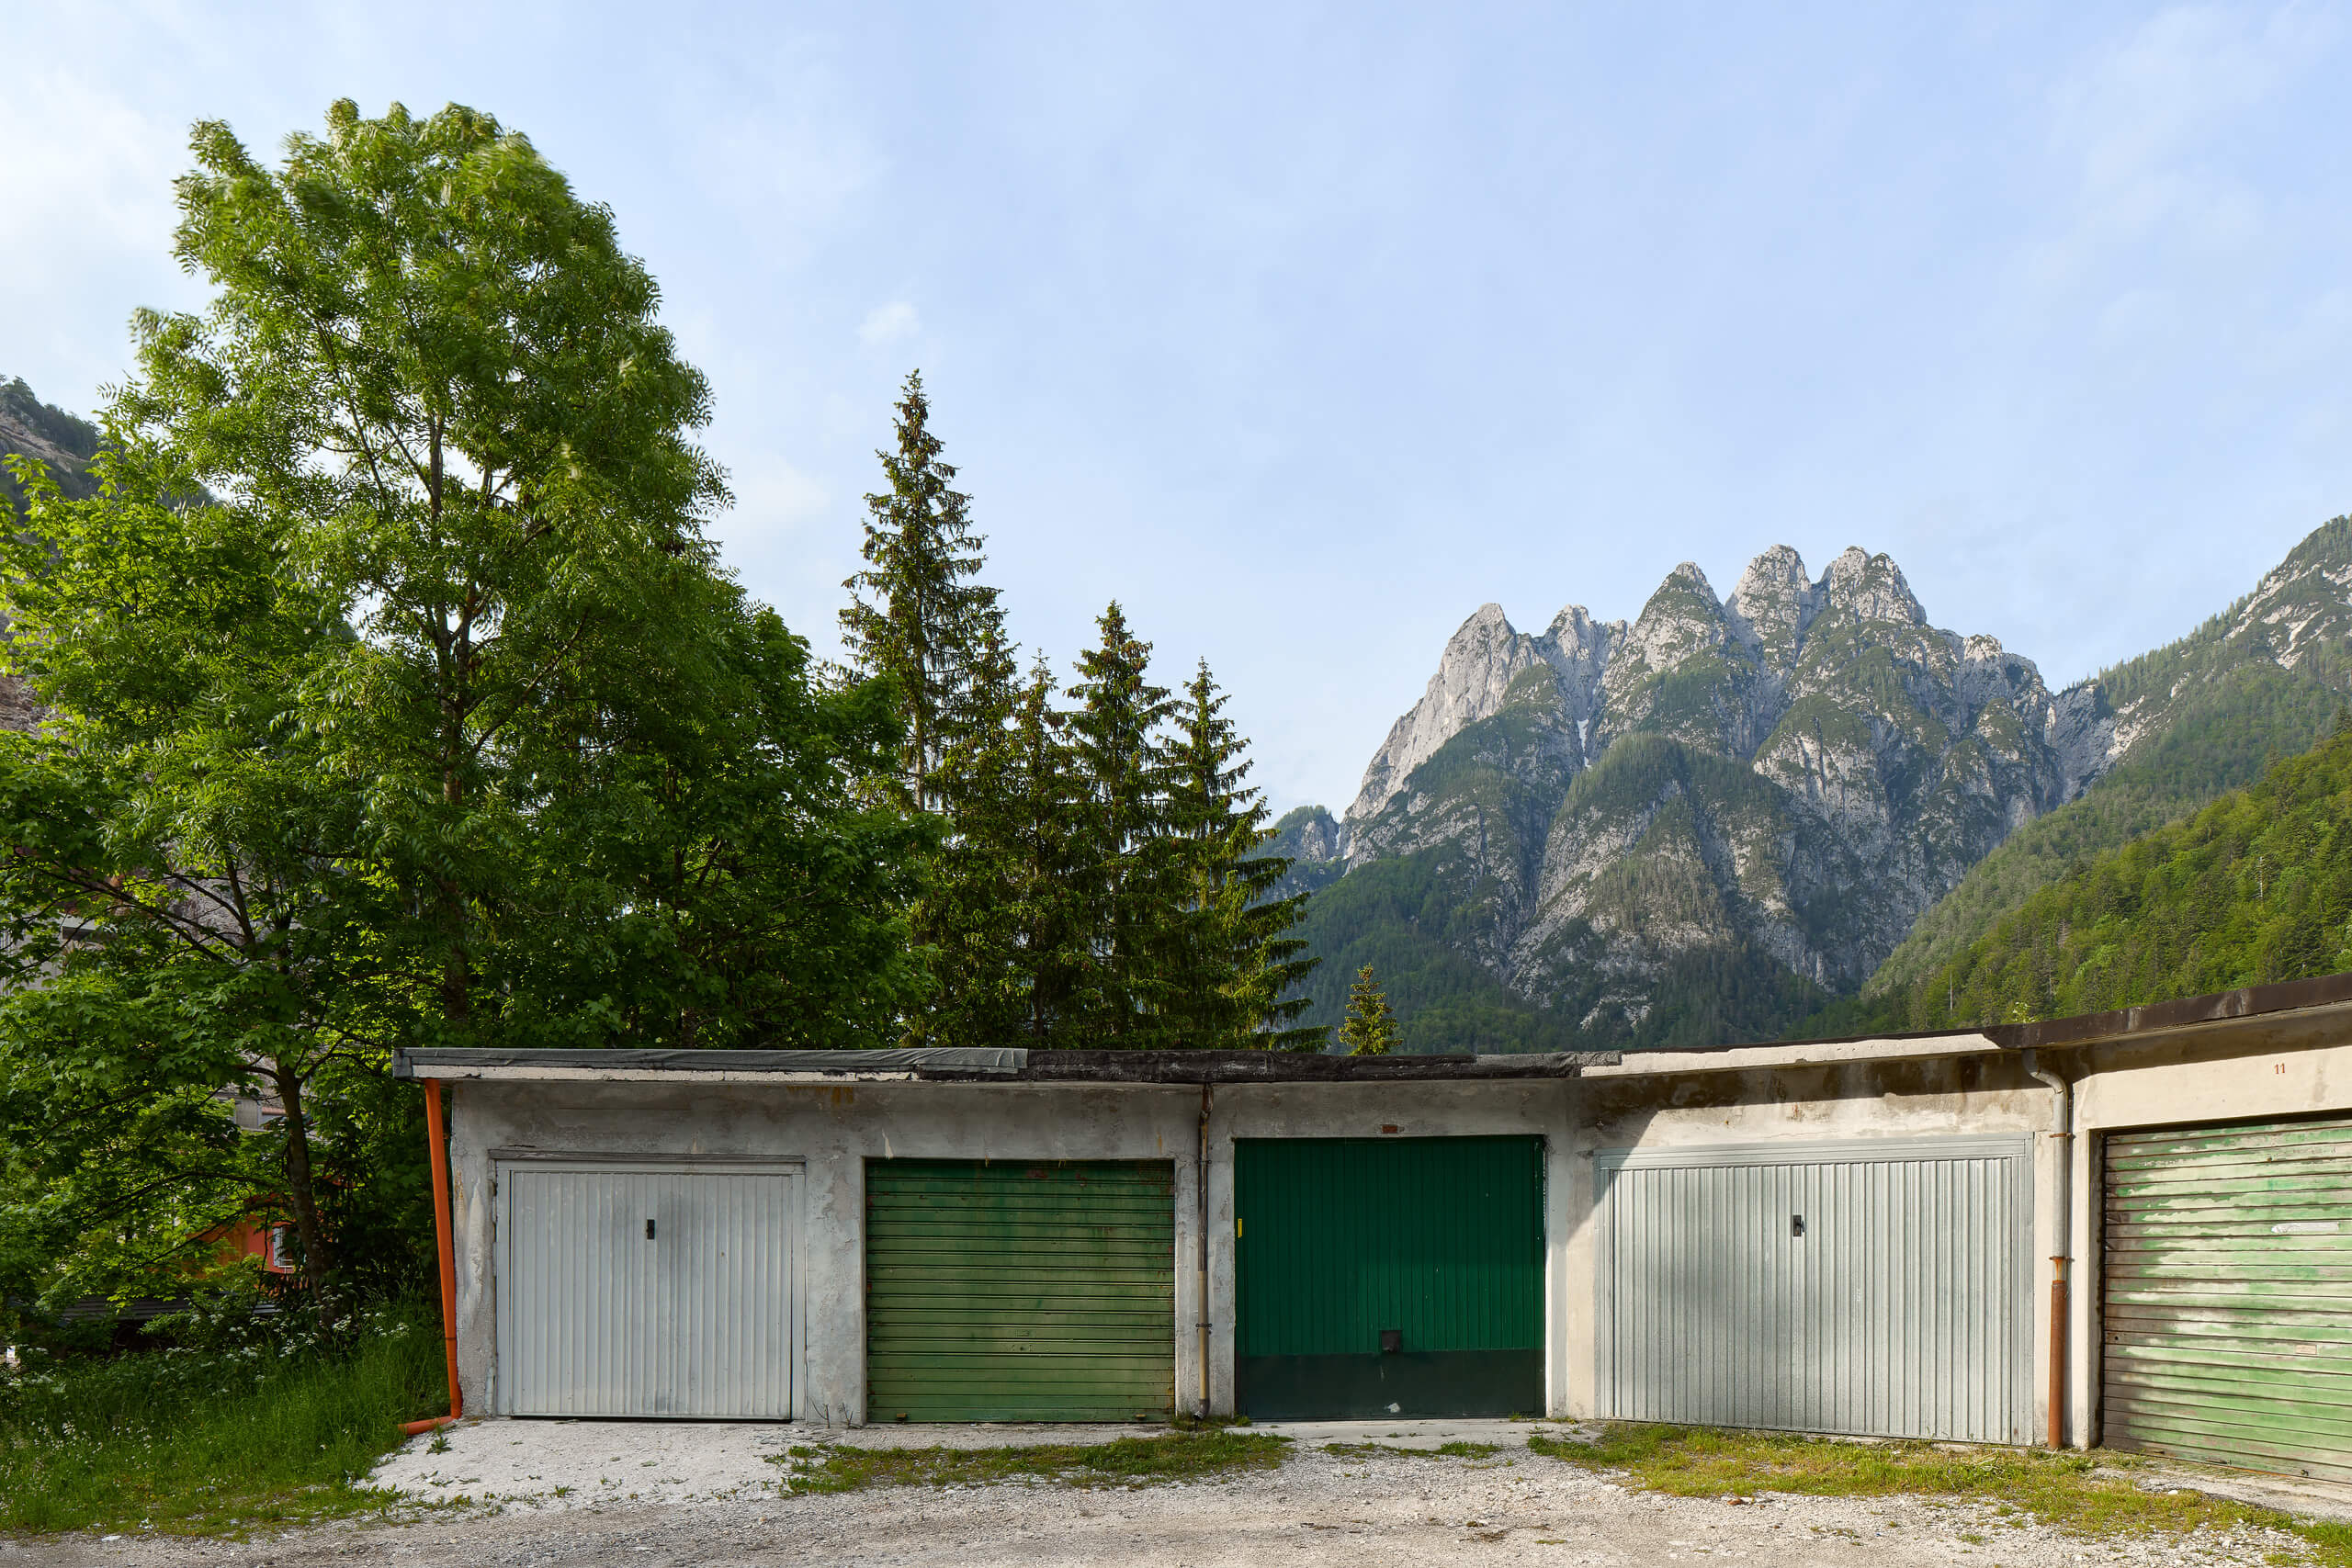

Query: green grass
<box><xmin>774</xmin><ymin>1430</ymin><xmax>1291</xmax><ymax>1494</ymax></box>
<box><xmin>0</xmin><ymin>1303</ymin><xmax>447</xmax><ymax>1536</ymax></box>
<box><xmin>1530</xmin><ymin>1424</ymin><xmax>2352</xmax><ymax>1563</ymax></box>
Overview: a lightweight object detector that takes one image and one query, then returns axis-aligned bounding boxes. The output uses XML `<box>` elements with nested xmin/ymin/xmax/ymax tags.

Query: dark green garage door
<box><xmin>1235</xmin><ymin>1136</ymin><xmax>1543</xmax><ymax>1419</ymax></box>
<box><xmin>865</xmin><ymin>1158</ymin><xmax>1175</xmax><ymax>1422</ymax></box>
<box><xmin>2104</xmin><ymin>1115</ymin><xmax>2352</xmax><ymax>1481</ymax></box>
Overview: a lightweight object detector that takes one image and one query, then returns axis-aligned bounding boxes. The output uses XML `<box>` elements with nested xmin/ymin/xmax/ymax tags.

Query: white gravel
<box><xmin>6</xmin><ymin>1420</ymin><xmax>2346</xmax><ymax>1567</ymax></box>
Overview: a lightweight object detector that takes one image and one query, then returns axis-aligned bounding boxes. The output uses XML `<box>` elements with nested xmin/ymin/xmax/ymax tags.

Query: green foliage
<box><xmin>1889</xmin><ymin>719</ymin><xmax>2352</xmax><ymax>1029</ymax></box>
<box><xmin>0</xmin><ymin>1301</ymin><xmax>444</xmax><ymax>1536</ymax></box>
<box><xmin>841</xmin><ymin>371</ymin><xmax>1004</xmax><ymax>813</ymax></box>
<box><xmin>845</xmin><ymin>389</ymin><xmax>1316</xmax><ymax>1050</ymax></box>
<box><xmin>0</xmin><ymin>100</ymin><xmax>925</xmax><ymax>1314</ymax></box>
<box><xmin>1337</xmin><ymin>965</ymin><xmax>1396</xmax><ymax>1055</ymax></box>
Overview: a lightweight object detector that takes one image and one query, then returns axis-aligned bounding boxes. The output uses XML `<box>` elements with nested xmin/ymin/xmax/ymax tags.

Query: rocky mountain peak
<box><xmin>1725</xmin><ymin>545</ymin><xmax>1822</xmax><ymax>660</ymax></box>
<box><xmin>1821</xmin><ymin>547</ymin><xmax>1926</xmax><ymax>626</ymax></box>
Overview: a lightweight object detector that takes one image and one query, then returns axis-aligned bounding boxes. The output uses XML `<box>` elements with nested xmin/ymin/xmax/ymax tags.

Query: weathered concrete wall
<box><xmin>1559</xmin><ymin>1054</ymin><xmax>2050</xmax><ymax>1426</ymax></box>
<box><xmin>445</xmin><ymin>1077</ymin><xmax>1572</xmax><ymax>1422</ymax></box>
<box><xmin>439</xmin><ymin>1013</ymin><xmax>2352</xmax><ymax>1444</ymax></box>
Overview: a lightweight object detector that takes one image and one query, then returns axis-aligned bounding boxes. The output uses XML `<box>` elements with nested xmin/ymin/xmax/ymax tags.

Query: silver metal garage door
<box><xmin>496</xmin><ymin>1161</ymin><xmax>799</xmax><ymax>1417</ymax></box>
<box><xmin>1596</xmin><ymin>1136</ymin><xmax>2031</xmax><ymax>1443</ymax></box>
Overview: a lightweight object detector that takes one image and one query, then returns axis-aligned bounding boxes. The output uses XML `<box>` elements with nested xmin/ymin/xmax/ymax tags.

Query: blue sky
<box><xmin>9</xmin><ymin>3</ymin><xmax>2352</xmax><ymax>813</ymax></box>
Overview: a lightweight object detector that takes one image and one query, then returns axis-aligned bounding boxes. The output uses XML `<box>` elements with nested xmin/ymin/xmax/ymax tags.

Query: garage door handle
<box><xmin>646</xmin><ymin>1218</ymin><xmax>656</xmax><ymax>1240</ymax></box>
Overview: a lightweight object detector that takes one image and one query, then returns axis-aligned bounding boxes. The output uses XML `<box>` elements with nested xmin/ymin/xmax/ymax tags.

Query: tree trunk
<box><xmin>271</xmin><ymin>1058</ymin><xmax>339</xmax><ymax>1321</ymax></box>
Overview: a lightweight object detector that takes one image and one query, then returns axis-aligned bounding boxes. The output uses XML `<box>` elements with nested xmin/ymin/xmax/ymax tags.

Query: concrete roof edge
<box><xmin>1582</xmin><ymin>1032</ymin><xmax>2003</xmax><ymax>1078</ymax></box>
<box><xmin>390</xmin><ymin>1045</ymin><xmax>1619</xmax><ymax>1084</ymax></box>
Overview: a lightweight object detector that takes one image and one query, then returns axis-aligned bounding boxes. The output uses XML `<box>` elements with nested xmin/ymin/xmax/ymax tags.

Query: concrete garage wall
<box><xmin>443</xmin><ymin>1076</ymin><xmax>1578</xmax><ymax>1423</ymax></box>
<box><xmin>1204</xmin><ymin>1081</ymin><xmax>1576</xmax><ymax>1417</ymax></box>
<box><xmin>447</xmin><ymin>1079</ymin><xmax>1202</xmax><ymax>1423</ymax></box>
<box><xmin>1561</xmin><ymin>1052</ymin><xmax>2050</xmax><ymax>1428</ymax></box>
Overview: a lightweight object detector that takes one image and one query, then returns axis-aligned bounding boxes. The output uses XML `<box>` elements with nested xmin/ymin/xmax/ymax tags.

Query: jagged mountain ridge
<box><xmin>1854</xmin><ymin>516</ymin><xmax>2352</xmax><ymax>1021</ymax></box>
<box><xmin>1277</xmin><ymin>544</ymin><xmax>2144</xmax><ymax>1048</ymax></box>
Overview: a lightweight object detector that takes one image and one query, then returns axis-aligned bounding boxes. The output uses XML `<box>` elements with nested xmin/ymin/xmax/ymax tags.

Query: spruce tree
<box><xmin>1163</xmin><ymin>660</ymin><xmax>1321</xmax><ymax>1049</ymax></box>
<box><xmin>1339</xmin><ymin>964</ymin><xmax>1398</xmax><ymax>1055</ymax></box>
<box><xmin>1006</xmin><ymin>653</ymin><xmax>1091</xmax><ymax>1039</ymax></box>
<box><xmin>1064</xmin><ymin>604</ymin><xmax>1181</xmax><ymax>1044</ymax></box>
<box><xmin>841</xmin><ymin>372</ymin><xmax>1002</xmax><ymax>812</ymax></box>
<box><xmin>915</xmin><ymin>625</ymin><xmax>1027</xmax><ymax>1046</ymax></box>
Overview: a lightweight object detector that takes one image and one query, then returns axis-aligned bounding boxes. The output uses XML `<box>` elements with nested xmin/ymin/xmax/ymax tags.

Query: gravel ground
<box><xmin>3</xmin><ymin>1420</ymin><xmax>2340</xmax><ymax>1567</ymax></box>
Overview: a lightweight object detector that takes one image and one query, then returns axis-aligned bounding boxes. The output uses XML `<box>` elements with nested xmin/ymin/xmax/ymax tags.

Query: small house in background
<box><xmin>398</xmin><ymin>972</ymin><xmax>2352</xmax><ymax>1483</ymax></box>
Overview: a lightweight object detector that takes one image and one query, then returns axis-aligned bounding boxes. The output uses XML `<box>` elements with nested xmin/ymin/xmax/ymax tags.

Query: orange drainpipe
<box><xmin>401</xmin><ymin>1077</ymin><xmax>463</xmax><ymax>1436</ymax></box>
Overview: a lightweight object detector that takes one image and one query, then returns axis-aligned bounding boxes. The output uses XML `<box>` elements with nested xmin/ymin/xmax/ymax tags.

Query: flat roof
<box><xmin>391</xmin><ymin>1046</ymin><xmax>1614</xmax><ymax>1085</ymax></box>
<box><xmin>390</xmin><ymin>972</ymin><xmax>2352</xmax><ymax>1086</ymax></box>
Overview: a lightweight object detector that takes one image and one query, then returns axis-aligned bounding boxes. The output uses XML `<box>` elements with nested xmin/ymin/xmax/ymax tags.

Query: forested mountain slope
<box><xmin>1281</xmin><ymin>519</ymin><xmax>2352</xmax><ymax>1053</ymax></box>
<box><xmin>1848</xmin><ymin>519</ymin><xmax>2352</xmax><ymax>1030</ymax></box>
<box><xmin>1883</xmin><ymin>719</ymin><xmax>2352</xmax><ymax>1028</ymax></box>
<box><xmin>0</xmin><ymin>377</ymin><xmax>99</xmax><ymax>516</ymax></box>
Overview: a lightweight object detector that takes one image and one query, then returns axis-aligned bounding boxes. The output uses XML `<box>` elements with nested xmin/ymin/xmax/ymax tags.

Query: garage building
<box><xmin>400</xmin><ymin>973</ymin><xmax>2352</xmax><ymax>1473</ymax></box>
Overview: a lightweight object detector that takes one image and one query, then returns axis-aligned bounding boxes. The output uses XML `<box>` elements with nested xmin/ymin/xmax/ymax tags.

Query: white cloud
<box><xmin>857</xmin><ymin>299</ymin><xmax>921</xmax><ymax>346</ymax></box>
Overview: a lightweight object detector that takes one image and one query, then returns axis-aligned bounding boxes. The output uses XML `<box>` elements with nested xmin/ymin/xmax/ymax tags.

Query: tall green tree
<box><xmin>1163</xmin><ymin>661</ymin><xmax>1320</xmax><ymax>1048</ymax></box>
<box><xmin>1063</xmin><ymin>604</ymin><xmax>1182</xmax><ymax>1043</ymax></box>
<box><xmin>1338</xmin><ymin>965</ymin><xmax>1398</xmax><ymax>1055</ymax></box>
<box><xmin>0</xmin><ymin>101</ymin><xmax>922</xmax><ymax>1316</ymax></box>
<box><xmin>841</xmin><ymin>372</ymin><xmax>1003</xmax><ymax>813</ymax></box>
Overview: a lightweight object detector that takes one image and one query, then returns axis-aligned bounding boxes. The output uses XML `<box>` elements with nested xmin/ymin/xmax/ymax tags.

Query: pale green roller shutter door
<box><xmin>2103</xmin><ymin>1115</ymin><xmax>2352</xmax><ymax>1481</ymax></box>
<box><xmin>865</xmin><ymin>1159</ymin><xmax>1175</xmax><ymax>1422</ymax></box>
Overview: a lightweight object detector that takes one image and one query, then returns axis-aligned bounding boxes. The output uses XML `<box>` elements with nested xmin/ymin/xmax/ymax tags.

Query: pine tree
<box><xmin>1064</xmin><ymin>604</ymin><xmax>1182</xmax><ymax>1044</ymax></box>
<box><xmin>841</xmin><ymin>372</ymin><xmax>1002</xmax><ymax>812</ymax></box>
<box><xmin>1163</xmin><ymin>660</ymin><xmax>1322</xmax><ymax>1049</ymax></box>
<box><xmin>1339</xmin><ymin>964</ymin><xmax>1398</xmax><ymax>1055</ymax></box>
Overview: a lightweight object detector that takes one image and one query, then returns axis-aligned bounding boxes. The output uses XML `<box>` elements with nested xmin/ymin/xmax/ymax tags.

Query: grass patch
<box><xmin>775</xmin><ymin>1430</ymin><xmax>1290</xmax><ymax>1494</ymax></box>
<box><xmin>1530</xmin><ymin>1424</ymin><xmax>2350</xmax><ymax>1564</ymax></box>
<box><xmin>0</xmin><ymin>1302</ymin><xmax>447</xmax><ymax>1537</ymax></box>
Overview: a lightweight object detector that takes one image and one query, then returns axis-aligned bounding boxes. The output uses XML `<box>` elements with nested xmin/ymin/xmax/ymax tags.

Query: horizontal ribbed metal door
<box><xmin>497</xmin><ymin>1163</ymin><xmax>797</xmax><ymax>1417</ymax></box>
<box><xmin>1596</xmin><ymin>1136</ymin><xmax>2030</xmax><ymax>1442</ymax></box>
<box><xmin>2103</xmin><ymin>1115</ymin><xmax>2352</xmax><ymax>1481</ymax></box>
<box><xmin>865</xmin><ymin>1159</ymin><xmax>1174</xmax><ymax>1422</ymax></box>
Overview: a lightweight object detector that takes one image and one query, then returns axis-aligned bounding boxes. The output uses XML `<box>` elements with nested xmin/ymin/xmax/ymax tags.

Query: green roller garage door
<box><xmin>865</xmin><ymin>1158</ymin><xmax>1175</xmax><ymax>1422</ymax></box>
<box><xmin>1235</xmin><ymin>1136</ymin><xmax>1543</xmax><ymax>1419</ymax></box>
<box><xmin>2104</xmin><ymin>1114</ymin><xmax>2352</xmax><ymax>1481</ymax></box>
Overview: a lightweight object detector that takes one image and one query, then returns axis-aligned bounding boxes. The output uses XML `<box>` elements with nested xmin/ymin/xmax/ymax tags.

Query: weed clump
<box><xmin>775</xmin><ymin>1430</ymin><xmax>1290</xmax><ymax>1494</ymax></box>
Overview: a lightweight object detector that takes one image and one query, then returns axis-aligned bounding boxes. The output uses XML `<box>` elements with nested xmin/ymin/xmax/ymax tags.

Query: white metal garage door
<box><xmin>1595</xmin><ymin>1136</ymin><xmax>2031</xmax><ymax>1443</ymax></box>
<box><xmin>496</xmin><ymin>1161</ymin><xmax>799</xmax><ymax>1417</ymax></box>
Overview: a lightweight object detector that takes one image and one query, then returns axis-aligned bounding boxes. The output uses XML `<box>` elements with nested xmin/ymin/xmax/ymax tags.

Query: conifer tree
<box><xmin>1339</xmin><ymin>964</ymin><xmax>1398</xmax><ymax>1055</ymax></box>
<box><xmin>1005</xmin><ymin>653</ymin><xmax>1091</xmax><ymax>1038</ymax></box>
<box><xmin>1163</xmin><ymin>660</ymin><xmax>1321</xmax><ymax>1049</ymax></box>
<box><xmin>1064</xmin><ymin>604</ymin><xmax>1181</xmax><ymax>1043</ymax></box>
<box><xmin>914</xmin><ymin>625</ymin><xmax>1028</xmax><ymax>1046</ymax></box>
<box><xmin>841</xmin><ymin>372</ymin><xmax>1002</xmax><ymax>812</ymax></box>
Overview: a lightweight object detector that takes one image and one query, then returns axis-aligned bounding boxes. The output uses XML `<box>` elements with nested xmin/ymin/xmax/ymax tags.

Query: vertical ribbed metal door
<box><xmin>497</xmin><ymin>1163</ymin><xmax>797</xmax><ymax>1417</ymax></box>
<box><xmin>2103</xmin><ymin>1115</ymin><xmax>2352</xmax><ymax>1481</ymax></box>
<box><xmin>865</xmin><ymin>1159</ymin><xmax>1175</xmax><ymax>1422</ymax></box>
<box><xmin>1596</xmin><ymin>1136</ymin><xmax>2030</xmax><ymax>1442</ymax></box>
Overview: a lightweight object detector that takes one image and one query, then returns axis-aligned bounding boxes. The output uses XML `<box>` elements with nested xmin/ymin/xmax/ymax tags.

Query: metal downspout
<box><xmin>403</xmin><ymin>1077</ymin><xmax>464</xmax><ymax>1434</ymax></box>
<box><xmin>1197</xmin><ymin>1082</ymin><xmax>1213</xmax><ymax>1420</ymax></box>
<box><xmin>2023</xmin><ymin>1050</ymin><xmax>2073</xmax><ymax>1449</ymax></box>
